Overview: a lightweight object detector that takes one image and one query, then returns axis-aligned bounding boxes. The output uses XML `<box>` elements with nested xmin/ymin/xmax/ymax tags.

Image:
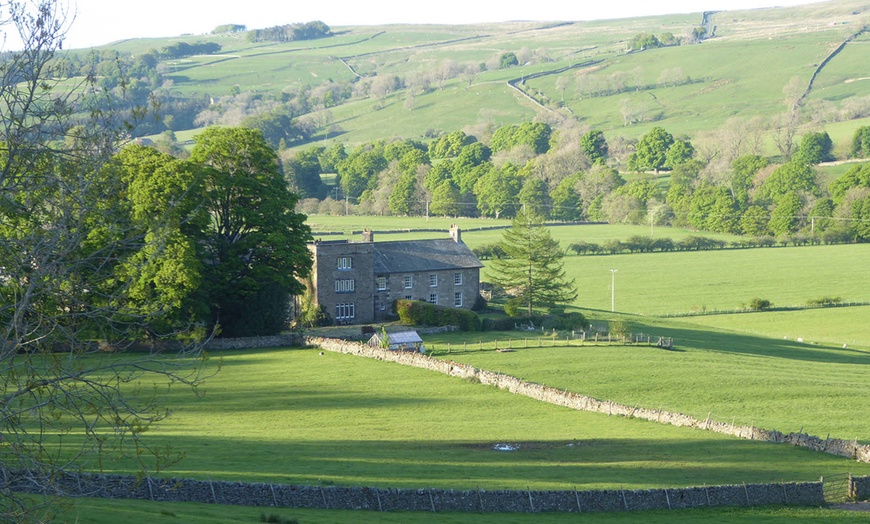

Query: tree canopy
<box><xmin>628</xmin><ymin>127</ymin><xmax>675</xmax><ymax>172</ymax></box>
<box><xmin>189</xmin><ymin>127</ymin><xmax>312</xmax><ymax>337</ymax></box>
<box><xmin>487</xmin><ymin>211</ymin><xmax>578</xmax><ymax>317</ymax></box>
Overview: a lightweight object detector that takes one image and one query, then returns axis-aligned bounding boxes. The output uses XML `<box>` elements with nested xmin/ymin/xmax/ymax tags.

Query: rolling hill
<box><xmin>85</xmin><ymin>0</ymin><xmax>870</xmax><ymax>150</ymax></box>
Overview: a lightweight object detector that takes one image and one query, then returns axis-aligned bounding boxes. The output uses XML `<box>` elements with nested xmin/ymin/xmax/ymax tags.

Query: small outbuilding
<box><xmin>368</xmin><ymin>330</ymin><xmax>425</xmax><ymax>353</ymax></box>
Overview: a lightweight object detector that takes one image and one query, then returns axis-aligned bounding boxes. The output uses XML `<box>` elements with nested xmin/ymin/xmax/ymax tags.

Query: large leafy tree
<box><xmin>730</xmin><ymin>155</ymin><xmax>769</xmax><ymax>207</ymax></box>
<box><xmin>286</xmin><ymin>146</ymin><xmax>328</xmax><ymax>199</ymax></box>
<box><xmin>580</xmin><ymin>129</ymin><xmax>608</xmax><ymax>165</ymax></box>
<box><xmin>829</xmin><ymin>162</ymin><xmax>870</xmax><ymax>205</ymax></box>
<box><xmin>851</xmin><ymin>126</ymin><xmax>870</xmax><ymax>158</ymax></box>
<box><xmin>388</xmin><ymin>172</ymin><xmax>418</xmax><ymax>215</ymax></box>
<box><xmin>337</xmin><ymin>145</ymin><xmax>388</xmax><ymax>198</ymax></box>
<box><xmin>490</xmin><ymin>122</ymin><xmax>553</xmax><ymax>155</ymax></box>
<box><xmin>473</xmin><ymin>163</ymin><xmax>522</xmax><ymax>218</ymax></box>
<box><xmin>518</xmin><ymin>176</ymin><xmax>552</xmax><ymax>217</ymax></box>
<box><xmin>851</xmin><ymin>194</ymin><xmax>870</xmax><ymax>241</ymax></box>
<box><xmin>487</xmin><ymin>210</ymin><xmax>578</xmax><ymax>317</ymax></box>
<box><xmin>1</xmin><ymin>3</ymin><xmax>211</xmax><ymax>521</ymax></box>
<box><xmin>429</xmin><ymin>180</ymin><xmax>463</xmax><ymax>216</ymax></box>
<box><xmin>755</xmin><ymin>161</ymin><xmax>818</xmax><ymax>205</ymax></box>
<box><xmin>769</xmin><ymin>191</ymin><xmax>804</xmax><ymax>235</ymax></box>
<box><xmin>793</xmin><ymin>131</ymin><xmax>834</xmax><ymax>165</ymax></box>
<box><xmin>189</xmin><ymin>127</ymin><xmax>312</xmax><ymax>337</ymax></box>
<box><xmin>550</xmin><ymin>175</ymin><xmax>584</xmax><ymax>221</ymax></box>
<box><xmin>628</xmin><ymin>127</ymin><xmax>674</xmax><ymax>173</ymax></box>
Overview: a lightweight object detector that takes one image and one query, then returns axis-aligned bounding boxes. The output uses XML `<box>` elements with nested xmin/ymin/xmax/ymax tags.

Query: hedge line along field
<box><xmin>679</xmin><ymin>306</ymin><xmax>870</xmax><ymax>349</ymax></box>
<box><xmin>58</xmin><ymin>496</ymin><xmax>870</xmax><ymax>524</ymax></box>
<box><xmin>424</xmin><ymin>324</ymin><xmax>870</xmax><ymax>443</ymax></box>
<box><xmin>545</xmin><ymin>243</ymin><xmax>870</xmax><ymax>317</ymax></box>
<box><xmin>77</xmin><ymin>349</ymin><xmax>870</xmax><ymax>491</ymax></box>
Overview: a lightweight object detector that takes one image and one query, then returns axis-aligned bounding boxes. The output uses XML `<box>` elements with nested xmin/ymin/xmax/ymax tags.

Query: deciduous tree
<box><xmin>0</xmin><ymin>3</ymin><xmax>212</xmax><ymax>521</ymax></box>
<box><xmin>628</xmin><ymin>127</ymin><xmax>674</xmax><ymax>173</ymax></box>
<box><xmin>189</xmin><ymin>127</ymin><xmax>312</xmax><ymax>336</ymax></box>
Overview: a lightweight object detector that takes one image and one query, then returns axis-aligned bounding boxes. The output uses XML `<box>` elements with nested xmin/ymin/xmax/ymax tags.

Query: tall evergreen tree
<box><xmin>487</xmin><ymin>211</ymin><xmax>578</xmax><ymax>317</ymax></box>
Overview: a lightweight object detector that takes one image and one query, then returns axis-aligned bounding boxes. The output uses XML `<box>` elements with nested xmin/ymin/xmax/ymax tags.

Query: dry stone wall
<box><xmin>305</xmin><ymin>337</ymin><xmax>870</xmax><ymax>464</ymax></box>
<box><xmin>853</xmin><ymin>475</ymin><xmax>870</xmax><ymax>501</ymax></box>
<box><xmin>7</xmin><ymin>471</ymin><xmax>827</xmax><ymax>512</ymax></box>
<box><xmin>123</xmin><ymin>334</ymin><xmax>303</xmax><ymax>353</ymax></box>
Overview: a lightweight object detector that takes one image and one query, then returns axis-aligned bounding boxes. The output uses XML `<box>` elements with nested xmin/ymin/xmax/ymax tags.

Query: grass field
<box><xmin>554</xmin><ymin>244</ymin><xmax>870</xmax><ymax>316</ymax></box>
<box><xmin>680</xmin><ymin>306</ymin><xmax>870</xmax><ymax>349</ymax></box>
<box><xmin>424</xmin><ymin>325</ymin><xmax>870</xmax><ymax>443</ymax></box>
<box><xmin>77</xmin><ymin>348</ymin><xmax>870</xmax><ymax>490</ymax></box>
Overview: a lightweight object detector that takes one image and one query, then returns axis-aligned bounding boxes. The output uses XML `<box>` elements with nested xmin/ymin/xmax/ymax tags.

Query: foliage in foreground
<box><xmin>394</xmin><ymin>299</ymin><xmax>481</xmax><ymax>331</ymax></box>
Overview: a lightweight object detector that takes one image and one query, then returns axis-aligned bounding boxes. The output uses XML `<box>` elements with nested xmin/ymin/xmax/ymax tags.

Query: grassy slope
<box><xmin>95</xmin><ymin>1</ymin><xmax>870</xmax><ymax>148</ymax></box>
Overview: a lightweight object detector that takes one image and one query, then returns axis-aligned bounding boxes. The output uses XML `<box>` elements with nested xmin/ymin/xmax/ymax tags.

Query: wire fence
<box><xmin>428</xmin><ymin>332</ymin><xmax>673</xmax><ymax>354</ymax></box>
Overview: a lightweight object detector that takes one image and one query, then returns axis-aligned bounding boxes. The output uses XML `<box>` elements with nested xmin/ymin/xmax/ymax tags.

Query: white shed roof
<box><xmin>386</xmin><ymin>331</ymin><xmax>422</xmax><ymax>344</ymax></box>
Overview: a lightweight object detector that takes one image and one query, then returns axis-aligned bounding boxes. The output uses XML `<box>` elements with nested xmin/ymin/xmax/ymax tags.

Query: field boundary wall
<box><xmin>305</xmin><ymin>337</ymin><xmax>870</xmax><ymax>464</ymax></box>
<box><xmin>6</xmin><ymin>470</ymin><xmax>828</xmax><ymax>512</ymax></box>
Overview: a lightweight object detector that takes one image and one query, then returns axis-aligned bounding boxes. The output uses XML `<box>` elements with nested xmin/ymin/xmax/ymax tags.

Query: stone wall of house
<box><xmin>305</xmin><ymin>337</ymin><xmax>870</xmax><ymax>464</ymax></box>
<box><xmin>7</xmin><ymin>471</ymin><xmax>826</xmax><ymax>513</ymax></box>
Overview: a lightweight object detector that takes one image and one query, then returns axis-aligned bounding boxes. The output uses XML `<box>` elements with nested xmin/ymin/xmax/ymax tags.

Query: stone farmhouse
<box><xmin>307</xmin><ymin>226</ymin><xmax>483</xmax><ymax>324</ymax></box>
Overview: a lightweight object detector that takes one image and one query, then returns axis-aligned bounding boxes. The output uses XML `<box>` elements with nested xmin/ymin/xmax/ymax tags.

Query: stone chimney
<box><xmin>449</xmin><ymin>224</ymin><xmax>461</xmax><ymax>243</ymax></box>
<box><xmin>361</xmin><ymin>229</ymin><xmax>374</xmax><ymax>242</ymax></box>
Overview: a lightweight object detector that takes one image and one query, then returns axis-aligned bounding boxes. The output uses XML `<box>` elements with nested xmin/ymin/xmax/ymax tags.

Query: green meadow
<box><xmin>92</xmin><ymin>349</ymin><xmax>870</xmax><ymax>490</ymax></box>
<box><xmin>425</xmin><ymin>327</ymin><xmax>870</xmax><ymax>443</ymax></box>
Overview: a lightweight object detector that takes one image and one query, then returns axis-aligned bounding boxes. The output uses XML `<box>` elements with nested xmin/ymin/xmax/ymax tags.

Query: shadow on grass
<box><xmin>137</xmin><ymin>435</ymin><xmax>867</xmax><ymax>491</ymax></box>
<box><xmin>425</xmin><ymin>324</ymin><xmax>870</xmax><ymax>365</ymax></box>
<box><xmin>627</xmin><ymin>319</ymin><xmax>870</xmax><ymax>365</ymax></box>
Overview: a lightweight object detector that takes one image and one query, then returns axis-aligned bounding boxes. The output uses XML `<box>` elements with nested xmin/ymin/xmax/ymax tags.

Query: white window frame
<box><xmin>377</xmin><ymin>276</ymin><xmax>387</xmax><ymax>291</ymax></box>
<box><xmin>335</xmin><ymin>302</ymin><xmax>355</xmax><ymax>320</ymax></box>
<box><xmin>404</xmin><ymin>294</ymin><xmax>413</xmax><ymax>300</ymax></box>
<box><xmin>429</xmin><ymin>274</ymin><xmax>438</xmax><ymax>287</ymax></box>
<box><xmin>454</xmin><ymin>272</ymin><xmax>462</xmax><ymax>285</ymax></box>
<box><xmin>454</xmin><ymin>292</ymin><xmax>463</xmax><ymax>307</ymax></box>
<box><xmin>337</xmin><ymin>257</ymin><xmax>352</xmax><ymax>270</ymax></box>
<box><xmin>335</xmin><ymin>279</ymin><xmax>355</xmax><ymax>293</ymax></box>
<box><xmin>404</xmin><ymin>275</ymin><xmax>413</xmax><ymax>289</ymax></box>
<box><xmin>429</xmin><ymin>293</ymin><xmax>438</xmax><ymax>304</ymax></box>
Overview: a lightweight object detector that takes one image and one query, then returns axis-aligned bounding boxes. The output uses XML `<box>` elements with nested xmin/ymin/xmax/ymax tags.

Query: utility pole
<box><xmin>610</xmin><ymin>269</ymin><xmax>618</xmax><ymax>312</ymax></box>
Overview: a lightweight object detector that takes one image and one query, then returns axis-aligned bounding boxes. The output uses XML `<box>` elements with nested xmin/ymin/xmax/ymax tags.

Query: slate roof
<box><xmin>373</xmin><ymin>239</ymin><xmax>483</xmax><ymax>274</ymax></box>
